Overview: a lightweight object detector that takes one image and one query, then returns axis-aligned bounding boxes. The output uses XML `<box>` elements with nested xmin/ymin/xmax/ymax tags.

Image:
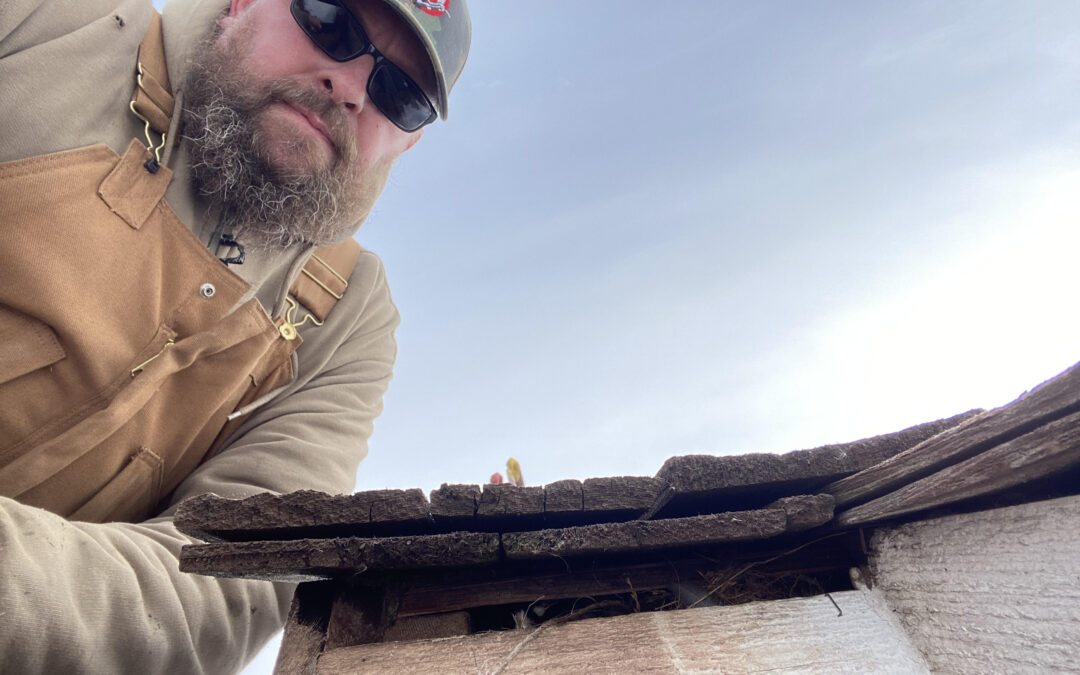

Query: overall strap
<box><xmin>290</xmin><ymin>240</ymin><xmax>363</xmax><ymax>323</ymax></box>
<box><xmin>131</xmin><ymin>11</ymin><xmax>174</xmax><ymax>136</ymax></box>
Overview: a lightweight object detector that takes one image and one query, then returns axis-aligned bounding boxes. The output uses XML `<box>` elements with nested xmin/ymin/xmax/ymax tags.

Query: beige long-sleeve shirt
<box><xmin>0</xmin><ymin>0</ymin><xmax>399</xmax><ymax>671</ymax></box>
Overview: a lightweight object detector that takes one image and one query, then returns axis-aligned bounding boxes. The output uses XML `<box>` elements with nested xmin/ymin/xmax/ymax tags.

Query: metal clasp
<box><xmin>129</xmin><ymin>62</ymin><xmax>167</xmax><ymax>170</ymax></box>
<box><xmin>278</xmin><ymin>296</ymin><xmax>324</xmax><ymax>341</ymax></box>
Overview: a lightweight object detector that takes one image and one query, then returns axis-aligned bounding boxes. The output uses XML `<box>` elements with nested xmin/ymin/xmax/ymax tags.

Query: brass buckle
<box><xmin>300</xmin><ymin>253</ymin><xmax>349</xmax><ymax>300</ymax></box>
<box><xmin>129</xmin><ymin>62</ymin><xmax>167</xmax><ymax>164</ymax></box>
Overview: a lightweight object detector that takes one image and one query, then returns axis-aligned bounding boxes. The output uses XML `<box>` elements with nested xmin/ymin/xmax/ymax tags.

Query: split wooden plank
<box><xmin>316</xmin><ymin>591</ymin><xmax>931</xmax><ymax>674</ymax></box>
<box><xmin>542</xmin><ymin>479</ymin><xmax>583</xmax><ymax>524</ymax></box>
<box><xmin>429</xmin><ymin>484</ymin><xmax>479</xmax><ymax>520</ymax></box>
<box><xmin>179</xmin><ymin>532</ymin><xmax>500</xmax><ymax>581</ymax></box>
<box><xmin>656</xmin><ymin>411</ymin><xmax>978</xmax><ymax>506</ymax></box>
<box><xmin>766</xmin><ymin>494</ymin><xmax>836</xmax><ymax>531</ymax></box>
<box><xmin>174</xmin><ymin>489</ymin><xmax>430</xmax><ymax>542</ymax></box>
<box><xmin>827</xmin><ymin>361</ymin><xmax>1080</xmax><ymax>508</ymax></box>
<box><xmin>502</xmin><ymin>508</ymin><xmax>789</xmax><ymax>560</ymax></box>
<box><xmin>273</xmin><ymin>581</ymin><xmax>336</xmax><ymax>675</ymax></box>
<box><xmin>477</xmin><ymin>484</ymin><xmax>545</xmax><ymax>520</ymax></box>
<box><xmin>581</xmin><ymin>476</ymin><xmax>665</xmax><ymax>519</ymax></box>
<box><xmin>836</xmin><ymin>409</ymin><xmax>1080</xmax><ymax>527</ymax></box>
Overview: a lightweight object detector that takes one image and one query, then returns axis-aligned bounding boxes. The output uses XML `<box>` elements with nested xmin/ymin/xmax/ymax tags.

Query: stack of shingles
<box><xmin>177</xmin><ymin>360</ymin><xmax>1080</xmax><ymax>582</ymax></box>
<box><xmin>176</xmin><ymin>411</ymin><xmax>981</xmax><ymax>582</ymax></box>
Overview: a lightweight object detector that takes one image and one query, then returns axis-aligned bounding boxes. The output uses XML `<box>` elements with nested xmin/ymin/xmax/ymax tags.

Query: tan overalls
<box><xmin>0</xmin><ymin>13</ymin><xmax>357</xmax><ymax>523</ymax></box>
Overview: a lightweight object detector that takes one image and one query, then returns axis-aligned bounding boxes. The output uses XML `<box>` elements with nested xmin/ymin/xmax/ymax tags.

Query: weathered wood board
<box><xmin>836</xmin><ymin>410</ymin><xmax>1080</xmax><ymax>527</ymax></box>
<box><xmin>827</xmin><ymin>361</ymin><xmax>1080</xmax><ymax>508</ymax></box>
<box><xmin>174</xmin><ymin>414</ymin><xmax>975</xmax><ymax>545</ymax></box>
<box><xmin>656</xmin><ymin>411</ymin><xmax>978</xmax><ymax>508</ymax></box>
<box><xmin>542</xmin><ymin>478</ymin><xmax>583</xmax><ymax>523</ymax></box>
<box><xmin>477</xmin><ymin>484</ymin><xmax>545</xmax><ymax>520</ymax></box>
<box><xmin>582</xmin><ymin>476</ymin><xmax>664</xmax><ymax>517</ymax></box>
<box><xmin>179</xmin><ymin>532</ymin><xmax>501</xmax><ymax>580</ymax></box>
<box><xmin>768</xmin><ymin>493</ymin><xmax>836</xmax><ymax>531</ymax></box>
<box><xmin>428</xmin><ymin>483</ymin><xmax>480</xmax><ymax>520</ymax></box>
<box><xmin>181</xmin><ymin>496</ymin><xmax>835</xmax><ymax>580</ymax></box>
<box><xmin>174</xmin><ymin>489</ymin><xmax>430</xmax><ymax>541</ymax></box>
<box><xmin>316</xmin><ymin>591</ymin><xmax>930</xmax><ymax>674</ymax></box>
<box><xmin>869</xmin><ymin>494</ymin><xmax>1080</xmax><ymax>675</ymax></box>
<box><xmin>502</xmin><ymin>509</ymin><xmax>790</xmax><ymax>561</ymax></box>
<box><xmin>273</xmin><ymin>581</ymin><xmax>335</xmax><ymax>675</ymax></box>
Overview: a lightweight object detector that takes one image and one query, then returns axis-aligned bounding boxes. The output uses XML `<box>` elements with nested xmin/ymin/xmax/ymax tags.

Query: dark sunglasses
<box><xmin>290</xmin><ymin>0</ymin><xmax>437</xmax><ymax>132</ymax></box>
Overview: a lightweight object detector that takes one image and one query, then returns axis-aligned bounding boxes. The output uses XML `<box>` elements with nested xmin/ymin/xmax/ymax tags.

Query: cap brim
<box><xmin>379</xmin><ymin>0</ymin><xmax>450</xmax><ymax>120</ymax></box>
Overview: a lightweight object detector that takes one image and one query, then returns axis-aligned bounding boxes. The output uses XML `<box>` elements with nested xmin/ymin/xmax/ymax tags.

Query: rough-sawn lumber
<box><xmin>836</xmin><ymin>409</ymin><xmax>1080</xmax><ymax>526</ymax></box>
<box><xmin>827</xmin><ymin>361</ymin><xmax>1080</xmax><ymax>508</ymax></box>
<box><xmin>180</xmin><ymin>532</ymin><xmax>500</xmax><ymax>581</ymax></box>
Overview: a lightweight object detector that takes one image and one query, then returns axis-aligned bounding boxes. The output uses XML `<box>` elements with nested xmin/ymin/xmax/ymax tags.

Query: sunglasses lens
<box><xmin>368</xmin><ymin>63</ymin><xmax>437</xmax><ymax>132</ymax></box>
<box><xmin>292</xmin><ymin>0</ymin><xmax>437</xmax><ymax>131</ymax></box>
<box><xmin>292</xmin><ymin>0</ymin><xmax>368</xmax><ymax>61</ymax></box>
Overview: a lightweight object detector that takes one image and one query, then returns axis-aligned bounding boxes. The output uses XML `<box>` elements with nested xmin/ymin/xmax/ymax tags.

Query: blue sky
<box><xmin>364</xmin><ymin>1</ymin><xmax>1080</xmax><ymax>490</ymax></box>
<box><xmin>151</xmin><ymin>1</ymin><xmax>1080</xmax><ymax>670</ymax></box>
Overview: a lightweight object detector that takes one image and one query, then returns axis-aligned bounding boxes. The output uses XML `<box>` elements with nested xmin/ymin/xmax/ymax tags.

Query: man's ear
<box><xmin>228</xmin><ymin>0</ymin><xmax>257</xmax><ymax>18</ymax></box>
<box><xmin>403</xmin><ymin>129</ymin><xmax>424</xmax><ymax>152</ymax></box>
<box><xmin>220</xmin><ymin>0</ymin><xmax>256</xmax><ymax>31</ymax></box>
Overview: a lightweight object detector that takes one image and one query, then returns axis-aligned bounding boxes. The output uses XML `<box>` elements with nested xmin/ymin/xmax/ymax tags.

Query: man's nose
<box><xmin>320</xmin><ymin>56</ymin><xmax>374</xmax><ymax>114</ymax></box>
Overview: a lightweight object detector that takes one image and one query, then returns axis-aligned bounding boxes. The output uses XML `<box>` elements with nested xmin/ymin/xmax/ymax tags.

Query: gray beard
<box><xmin>180</xmin><ymin>33</ymin><xmax>380</xmax><ymax>250</ymax></box>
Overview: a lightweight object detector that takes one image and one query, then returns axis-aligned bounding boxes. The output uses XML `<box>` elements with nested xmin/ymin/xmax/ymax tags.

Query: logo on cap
<box><xmin>412</xmin><ymin>0</ymin><xmax>449</xmax><ymax>17</ymax></box>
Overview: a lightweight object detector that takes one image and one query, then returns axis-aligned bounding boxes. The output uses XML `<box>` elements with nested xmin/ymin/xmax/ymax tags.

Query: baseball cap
<box><xmin>379</xmin><ymin>0</ymin><xmax>471</xmax><ymax>119</ymax></box>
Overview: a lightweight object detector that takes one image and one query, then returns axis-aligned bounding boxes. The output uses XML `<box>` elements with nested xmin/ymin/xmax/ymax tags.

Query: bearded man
<box><xmin>0</xmin><ymin>0</ymin><xmax>469</xmax><ymax>671</ymax></box>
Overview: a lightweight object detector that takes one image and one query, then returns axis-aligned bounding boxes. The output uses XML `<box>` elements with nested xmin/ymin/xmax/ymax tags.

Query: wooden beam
<box><xmin>827</xmin><ymin>361</ymin><xmax>1080</xmax><ymax>508</ymax></box>
<box><xmin>836</xmin><ymin>409</ymin><xmax>1080</xmax><ymax>527</ymax></box>
<box><xmin>273</xmin><ymin>581</ymin><xmax>336</xmax><ymax>675</ymax></box>
<box><xmin>324</xmin><ymin>583</ymin><xmax>400</xmax><ymax>650</ymax></box>
<box><xmin>396</xmin><ymin>566</ymin><xmax>674</xmax><ymax>617</ymax></box>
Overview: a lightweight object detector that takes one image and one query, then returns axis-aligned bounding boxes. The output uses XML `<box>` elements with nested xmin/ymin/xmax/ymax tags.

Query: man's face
<box><xmin>183</xmin><ymin>0</ymin><xmax>432</xmax><ymax>248</ymax></box>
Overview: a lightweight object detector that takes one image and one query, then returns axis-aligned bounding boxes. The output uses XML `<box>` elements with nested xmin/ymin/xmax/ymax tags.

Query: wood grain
<box><xmin>174</xmin><ymin>489</ymin><xmax>430</xmax><ymax>541</ymax></box>
<box><xmin>179</xmin><ymin>532</ymin><xmax>500</xmax><ymax>580</ymax></box>
<box><xmin>581</xmin><ymin>476</ymin><xmax>665</xmax><ymax>517</ymax></box>
<box><xmin>656</xmin><ymin>411</ymin><xmax>980</xmax><ymax>498</ymax></box>
<box><xmin>827</xmin><ymin>361</ymin><xmax>1080</xmax><ymax>508</ymax></box>
<box><xmin>502</xmin><ymin>509</ymin><xmax>788</xmax><ymax>560</ymax></box>
<box><xmin>836</xmin><ymin>409</ymin><xmax>1080</xmax><ymax>527</ymax></box>
<box><xmin>273</xmin><ymin>581</ymin><xmax>335</xmax><ymax>675</ymax></box>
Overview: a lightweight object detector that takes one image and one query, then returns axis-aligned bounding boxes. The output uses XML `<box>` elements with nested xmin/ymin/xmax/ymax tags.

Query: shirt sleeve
<box><xmin>0</xmin><ymin>251</ymin><xmax>400</xmax><ymax>674</ymax></box>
